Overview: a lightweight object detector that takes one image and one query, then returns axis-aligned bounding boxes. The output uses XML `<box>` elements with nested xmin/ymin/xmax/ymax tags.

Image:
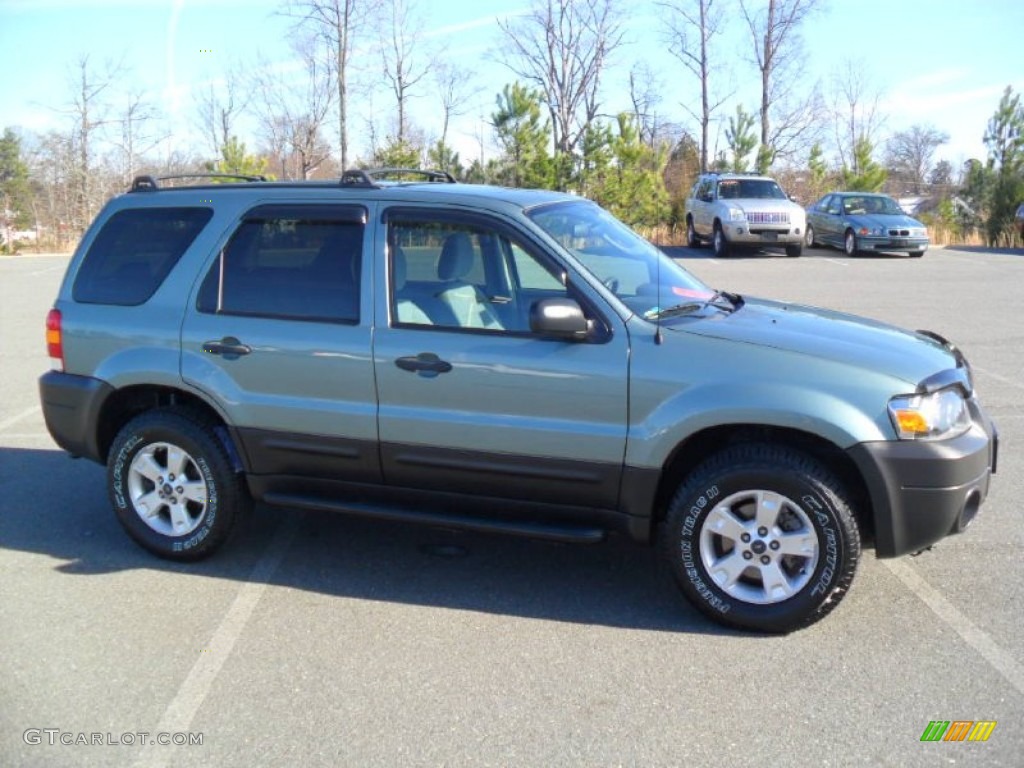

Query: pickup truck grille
<box><xmin>747</xmin><ymin>211</ymin><xmax>789</xmax><ymax>224</ymax></box>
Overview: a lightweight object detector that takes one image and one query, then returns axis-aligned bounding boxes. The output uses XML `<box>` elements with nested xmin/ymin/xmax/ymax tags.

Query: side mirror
<box><xmin>529</xmin><ymin>298</ymin><xmax>589</xmax><ymax>341</ymax></box>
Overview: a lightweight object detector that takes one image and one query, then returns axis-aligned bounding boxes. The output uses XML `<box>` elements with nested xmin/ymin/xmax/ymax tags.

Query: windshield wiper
<box><xmin>647</xmin><ymin>290</ymin><xmax>741</xmax><ymax>319</ymax></box>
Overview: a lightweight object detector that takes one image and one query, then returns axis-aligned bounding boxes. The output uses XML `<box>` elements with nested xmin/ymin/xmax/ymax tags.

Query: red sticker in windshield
<box><xmin>672</xmin><ymin>286</ymin><xmax>714</xmax><ymax>299</ymax></box>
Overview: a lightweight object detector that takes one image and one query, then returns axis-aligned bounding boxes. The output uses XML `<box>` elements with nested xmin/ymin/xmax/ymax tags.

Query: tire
<box><xmin>805</xmin><ymin>225</ymin><xmax>818</xmax><ymax>248</ymax></box>
<box><xmin>712</xmin><ymin>224</ymin><xmax>730</xmax><ymax>258</ymax></box>
<box><xmin>107</xmin><ymin>408</ymin><xmax>248</xmax><ymax>561</ymax></box>
<box><xmin>686</xmin><ymin>218</ymin><xmax>702</xmax><ymax>248</ymax></box>
<box><xmin>909</xmin><ymin>250</ymin><xmax>924</xmax><ymax>258</ymax></box>
<box><xmin>659</xmin><ymin>443</ymin><xmax>860</xmax><ymax>633</ymax></box>
<box><xmin>785</xmin><ymin>243</ymin><xmax>802</xmax><ymax>258</ymax></box>
<box><xmin>844</xmin><ymin>230</ymin><xmax>858</xmax><ymax>257</ymax></box>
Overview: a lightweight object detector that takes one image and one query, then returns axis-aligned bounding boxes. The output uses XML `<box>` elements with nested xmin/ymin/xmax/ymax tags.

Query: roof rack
<box><xmin>130</xmin><ymin>173</ymin><xmax>267</xmax><ymax>192</ymax></box>
<box><xmin>340</xmin><ymin>168</ymin><xmax>457</xmax><ymax>188</ymax></box>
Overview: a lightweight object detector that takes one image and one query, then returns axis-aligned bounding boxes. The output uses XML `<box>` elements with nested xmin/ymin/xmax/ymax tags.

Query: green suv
<box><xmin>39</xmin><ymin>169</ymin><xmax>998</xmax><ymax>633</ymax></box>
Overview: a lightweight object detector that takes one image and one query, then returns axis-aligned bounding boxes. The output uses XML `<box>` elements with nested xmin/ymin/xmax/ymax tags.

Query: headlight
<box><xmin>888</xmin><ymin>388</ymin><xmax>971</xmax><ymax>440</ymax></box>
<box><xmin>911</xmin><ymin>227</ymin><xmax>927</xmax><ymax>237</ymax></box>
<box><xmin>727</xmin><ymin>207</ymin><xmax>746</xmax><ymax>222</ymax></box>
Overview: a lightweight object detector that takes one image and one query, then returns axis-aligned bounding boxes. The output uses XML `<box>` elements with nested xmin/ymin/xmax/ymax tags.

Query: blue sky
<box><xmin>0</xmin><ymin>0</ymin><xmax>1021</xmax><ymax>171</ymax></box>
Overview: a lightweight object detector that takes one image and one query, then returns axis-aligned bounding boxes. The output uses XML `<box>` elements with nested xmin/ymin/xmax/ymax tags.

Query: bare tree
<box><xmin>379</xmin><ymin>0</ymin><xmax>430</xmax><ymax>144</ymax></box>
<box><xmin>282</xmin><ymin>0</ymin><xmax>376</xmax><ymax>169</ymax></box>
<box><xmin>62</xmin><ymin>55</ymin><xmax>121</xmax><ymax>232</ymax></box>
<box><xmin>115</xmin><ymin>91</ymin><xmax>164</xmax><ymax>186</ymax></box>
<box><xmin>830</xmin><ymin>58</ymin><xmax>886</xmax><ymax>174</ymax></box>
<box><xmin>498</xmin><ymin>0</ymin><xmax>626</xmax><ymax>164</ymax></box>
<box><xmin>433</xmin><ymin>61</ymin><xmax>478</xmax><ymax>150</ymax></box>
<box><xmin>252</xmin><ymin>36</ymin><xmax>335</xmax><ymax>179</ymax></box>
<box><xmin>627</xmin><ymin>62</ymin><xmax>685</xmax><ymax>152</ymax></box>
<box><xmin>659</xmin><ymin>0</ymin><xmax>729</xmax><ymax>172</ymax></box>
<box><xmin>739</xmin><ymin>0</ymin><xmax>821</xmax><ymax>167</ymax></box>
<box><xmin>885</xmin><ymin>124</ymin><xmax>949</xmax><ymax>193</ymax></box>
<box><xmin>195</xmin><ymin>66</ymin><xmax>247</xmax><ymax>158</ymax></box>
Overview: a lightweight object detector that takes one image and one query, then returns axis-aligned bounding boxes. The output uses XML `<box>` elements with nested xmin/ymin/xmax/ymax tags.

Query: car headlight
<box><xmin>858</xmin><ymin>226</ymin><xmax>885</xmax><ymax>236</ymax></box>
<box><xmin>888</xmin><ymin>388</ymin><xmax>971</xmax><ymax>440</ymax></box>
<box><xmin>727</xmin><ymin>207</ymin><xmax>746</xmax><ymax>222</ymax></box>
<box><xmin>911</xmin><ymin>227</ymin><xmax>927</xmax><ymax>237</ymax></box>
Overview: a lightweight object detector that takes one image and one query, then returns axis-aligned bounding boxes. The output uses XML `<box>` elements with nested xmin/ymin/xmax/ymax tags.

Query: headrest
<box><xmin>437</xmin><ymin>232</ymin><xmax>475</xmax><ymax>281</ymax></box>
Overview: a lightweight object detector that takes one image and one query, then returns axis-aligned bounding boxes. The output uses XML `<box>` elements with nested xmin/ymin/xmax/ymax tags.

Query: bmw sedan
<box><xmin>806</xmin><ymin>192</ymin><xmax>929</xmax><ymax>257</ymax></box>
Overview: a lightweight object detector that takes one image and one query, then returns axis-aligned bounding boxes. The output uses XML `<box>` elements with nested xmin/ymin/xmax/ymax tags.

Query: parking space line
<box><xmin>133</xmin><ymin>513</ymin><xmax>301</xmax><ymax>768</ymax></box>
<box><xmin>0</xmin><ymin>405</ymin><xmax>41</xmax><ymax>433</ymax></box>
<box><xmin>820</xmin><ymin>257</ymin><xmax>850</xmax><ymax>267</ymax></box>
<box><xmin>883</xmin><ymin>559</ymin><xmax>1024</xmax><ymax>697</ymax></box>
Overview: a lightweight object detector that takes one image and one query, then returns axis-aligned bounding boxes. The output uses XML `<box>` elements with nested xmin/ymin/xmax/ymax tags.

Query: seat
<box><xmin>392</xmin><ymin>245</ymin><xmax>433</xmax><ymax>325</ymax></box>
<box><xmin>434</xmin><ymin>232</ymin><xmax>502</xmax><ymax>329</ymax></box>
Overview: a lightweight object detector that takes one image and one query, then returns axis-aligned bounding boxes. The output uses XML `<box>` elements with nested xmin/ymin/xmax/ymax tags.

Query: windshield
<box><xmin>842</xmin><ymin>196</ymin><xmax>906</xmax><ymax>215</ymax></box>
<box><xmin>526</xmin><ymin>200</ymin><xmax>714</xmax><ymax>320</ymax></box>
<box><xmin>718</xmin><ymin>179</ymin><xmax>787</xmax><ymax>200</ymax></box>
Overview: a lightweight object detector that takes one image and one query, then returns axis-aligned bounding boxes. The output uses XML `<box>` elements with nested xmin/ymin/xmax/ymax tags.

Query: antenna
<box><xmin>654</xmin><ymin>240</ymin><xmax>663</xmax><ymax>345</ymax></box>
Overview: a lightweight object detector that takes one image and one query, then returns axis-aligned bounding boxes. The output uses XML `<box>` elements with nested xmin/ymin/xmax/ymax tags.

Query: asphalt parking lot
<box><xmin>1</xmin><ymin>244</ymin><xmax>1022</xmax><ymax>767</ymax></box>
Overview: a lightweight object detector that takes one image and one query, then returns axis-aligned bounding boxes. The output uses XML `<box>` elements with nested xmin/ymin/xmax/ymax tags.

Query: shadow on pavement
<box><xmin>0</xmin><ymin>446</ymin><xmax>734</xmax><ymax>636</ymax></box>
<box><xmin>946</xmin><ymin>245</ymin><xmax>1024</xmax><ymax>256</ymax></box>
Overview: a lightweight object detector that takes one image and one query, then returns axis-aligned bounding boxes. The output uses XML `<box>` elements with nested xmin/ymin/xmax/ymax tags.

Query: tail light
<box><xmin>46</xmin><ymin>308</ymin><xmax>64</xmax><ymax>371</ymax></box>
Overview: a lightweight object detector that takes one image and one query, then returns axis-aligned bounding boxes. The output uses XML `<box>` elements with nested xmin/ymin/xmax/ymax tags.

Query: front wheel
<box><xmin>107</xmin><ymin>409</ymin><xmax>249</xmax><ymax>561</ymax></box>
<box><xmin>909</xmin><ymin>250</ymin><xmax>924</xmax><ymax>258</ymax></box>
<box><xmin>712</xmin><ymin>225</ymin><xmax>730</xmax><ymax>258</ymax></box>
<box><xmin>844</xmin><ymin>230</ymin><xmax>858</xmax><ymax>256</ymax></box>
<box><xmin>659</xmin><ymin>443</ymin><xmax>860</xmax><ymax>633</ymax></box>
<box><xmin>785</xmin><ymin>243</ymin><xmax>802</xmax><ymax>258</ymax></box>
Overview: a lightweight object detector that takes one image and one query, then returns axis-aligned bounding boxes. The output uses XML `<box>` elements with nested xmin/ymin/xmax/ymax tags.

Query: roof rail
<box><xmin>130</xmin><ymin>173</ymin><xmax>267</xmax><ymax>191</ymax></box>
<box><xmin>340</xmin><ymin>167</ymin><xmax>457</xmax><ymax>187</ymax></box>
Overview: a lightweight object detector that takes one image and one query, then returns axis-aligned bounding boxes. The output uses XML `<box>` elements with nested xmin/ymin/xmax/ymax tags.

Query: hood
<box><xmin>850</xmin><ymin>213</ymin><xmax>924</xmax><ymax>230</ymax></box>
<box><xmin>676</xmin><ymin>296</ymin><xmax>956</xmax><ymax>388</ymax></box>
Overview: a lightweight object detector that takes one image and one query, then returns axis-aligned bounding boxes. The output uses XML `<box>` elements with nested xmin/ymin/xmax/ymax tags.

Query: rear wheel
<box><xmin>805</xmin><ymin>225</ymin><xmax>818</xmax><ymax>248</ymax></box>
<box><xmin>659</xmin><ymin>443</ymin><xmax>860</xmax><ymax>633</ymax></box>
<box><xmin>844</xmin><ymin>230</ymin><xmax>858</xmax><ymax>256</ymax></box>
<box><xmin>107</xmin><ymin>408</ymin><xmax>248</xmax><ymax>561</ymax></box>
<box><xmin>712</xmin><ymin>224</ymin><xmax>730</xmax><ymax>258</ymax></box>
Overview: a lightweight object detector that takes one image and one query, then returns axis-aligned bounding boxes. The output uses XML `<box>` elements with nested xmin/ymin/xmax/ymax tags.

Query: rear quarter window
<box><xmin>73</xmin><ymin>207</ymin><xmax>213</xmax><ymax>305</ymax></box>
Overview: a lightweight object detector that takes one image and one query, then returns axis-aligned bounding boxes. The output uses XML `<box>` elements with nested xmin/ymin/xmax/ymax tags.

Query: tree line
<box><xmin>2</xmin><ymin>0</ymin><xmax>1022</xmax><ymax>251</ymax></box>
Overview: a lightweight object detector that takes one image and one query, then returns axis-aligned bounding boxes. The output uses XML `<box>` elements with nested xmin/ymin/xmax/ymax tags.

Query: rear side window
<box><xmin>197</xmin><ymin>206</ymin><xmax>364</xmax><ymax>324</ymax></box>
<box><xmin>73</xmin><ymin>207</ymin><xmax>212</xmax><ymax>305</ymax></box>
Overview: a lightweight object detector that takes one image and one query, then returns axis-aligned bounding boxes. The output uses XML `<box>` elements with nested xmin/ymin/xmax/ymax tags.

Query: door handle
<box><xmin>202</xmin><ymin>336</ymin><xmax>252</xmax><ymax>358</ymax></box>
<box><xmin>395</xmin><ymin>352</ymin><xmax>452</xmax><ymax>375</ymax></box>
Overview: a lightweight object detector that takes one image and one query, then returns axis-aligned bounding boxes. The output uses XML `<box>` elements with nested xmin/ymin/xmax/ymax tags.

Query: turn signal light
<box><xmin>892</xmin><ymin>410</ymin><xmax>929</xmax><ymax>435</ymax></box>
<box><xmin>46</xmin><ymin>308</ymin><xmax>63</xmax><ymax>370</ymax></box>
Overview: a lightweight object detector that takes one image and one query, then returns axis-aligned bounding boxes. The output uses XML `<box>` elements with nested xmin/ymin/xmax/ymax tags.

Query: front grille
<box><xmin>747</xmin><ymin>211</ymin><xmax>789</xmax><ymax>224</ymax></box>
<box><xmin>887</xmin><ymin>229</ymin><xmax>910</xmax><ymax>236</ymax></box>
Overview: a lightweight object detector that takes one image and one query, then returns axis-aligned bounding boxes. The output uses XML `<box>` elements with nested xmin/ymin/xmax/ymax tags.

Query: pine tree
<box><xmin>841</xmin><ymin>137</ymin><xmax>886</xmax><ymax>191</ymax></box>
<box><xmin>983</xmin><ymin>86</ymin><xmax>1024</xmax><ymax>246</ymax></box>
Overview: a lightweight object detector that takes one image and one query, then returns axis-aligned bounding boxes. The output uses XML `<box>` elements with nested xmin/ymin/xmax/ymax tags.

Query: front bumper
<box><xmin>723</xmin><ymin>222</ymin><xmax>803</xmax><ymax>246</ymax></box>
<box><xmin>860</xmin><ymin>237</ymin><xmax>929</xmax><ymax>253</ymax></box>
<box><xmin>39</xmin><ymin>370</ymin><xmax>113</xmax><ymax>464</ymax></box>
<box><xmin>847</xmin><ymin>400</ymin><xmax>997</xmax><ymax>557</ymax></box>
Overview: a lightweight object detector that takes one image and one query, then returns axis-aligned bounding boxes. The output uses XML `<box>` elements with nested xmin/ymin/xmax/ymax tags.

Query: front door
<box><xmin>372</xmin><ymin>208</ymin><xmax>629</xmax><ymax>510</ymax></box>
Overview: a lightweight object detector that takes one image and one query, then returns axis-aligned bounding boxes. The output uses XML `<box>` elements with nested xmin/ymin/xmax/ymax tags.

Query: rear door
<box><xmin>372</xmin><ymin>207</ymin><xmax>630</xmax><ymax>510</ymax></box>
<box><xmin>180</xmin><ymin>202</ymin><xmax>381</xmax><ymax>483</ymax></box>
